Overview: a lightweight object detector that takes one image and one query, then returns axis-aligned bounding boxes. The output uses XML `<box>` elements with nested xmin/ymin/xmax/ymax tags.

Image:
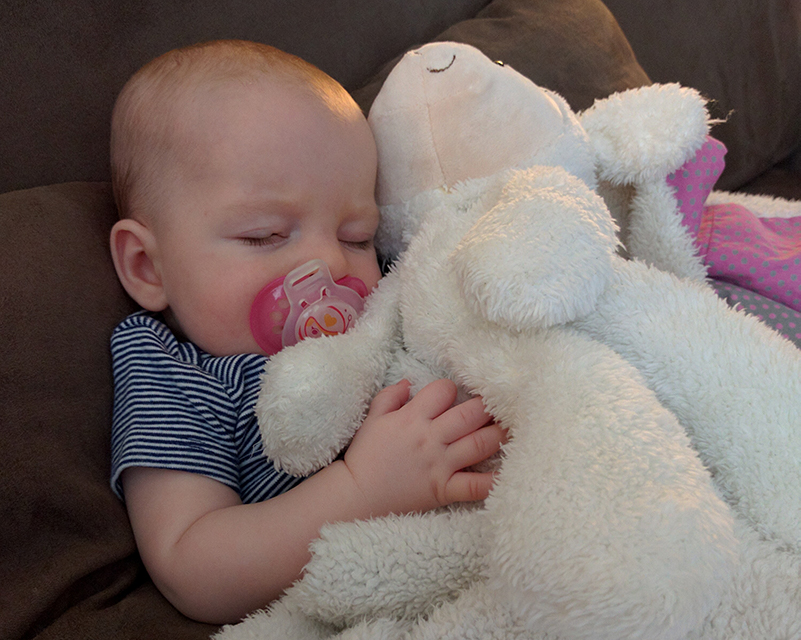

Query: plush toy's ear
<box><xmin>580</xmin><ymin>83</ymin><xmax>711</xmax><ymax>186</ymax></box>
<box><xmin>451</xmin><ymin>166</ymin><xmax>619</xmax><ymax>331</ymax></box>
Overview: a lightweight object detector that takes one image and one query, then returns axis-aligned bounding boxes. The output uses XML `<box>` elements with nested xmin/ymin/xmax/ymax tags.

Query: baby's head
<box><xmin>109</xmin><ymin>40</ymin><xmax>381</xmax><ymax>356</ymax></box>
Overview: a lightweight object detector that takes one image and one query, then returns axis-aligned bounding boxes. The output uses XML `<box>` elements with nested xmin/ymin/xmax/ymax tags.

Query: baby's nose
<box><xmin>313</xmin><ymin>243</ymin><xmax>350</xmax><ymax>280</ymax></box>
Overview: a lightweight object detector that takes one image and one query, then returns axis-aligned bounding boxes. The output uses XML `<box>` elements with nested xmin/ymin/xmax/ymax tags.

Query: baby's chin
<box><xmin>164</xmin><ymin>309</ymin><xmax>266</xmax><ymax>357</ymax></box>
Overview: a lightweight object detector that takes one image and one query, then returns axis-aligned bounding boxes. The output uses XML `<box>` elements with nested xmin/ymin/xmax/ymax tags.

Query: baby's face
<box><xmin>148</xmin><ymin>79</ymin><xmax>382</xmax><ymax>356</ymax></box>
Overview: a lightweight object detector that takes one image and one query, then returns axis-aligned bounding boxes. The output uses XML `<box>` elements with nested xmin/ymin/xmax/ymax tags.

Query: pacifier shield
<box><xmin>250</xmin><ymin>259</ymin><xmax>367</xmax><ymax>356</ymax></box>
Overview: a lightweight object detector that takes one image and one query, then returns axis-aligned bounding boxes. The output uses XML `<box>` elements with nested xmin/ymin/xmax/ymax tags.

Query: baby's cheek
<box><xmin>186</xmin><ymin>288</ymin><xmax>258</xmax><ymax>355</ymax></box>
<box><xmin>360</xmin><ymin>254</ymin><xmax>383</xmax><ymax>292</ymax></box>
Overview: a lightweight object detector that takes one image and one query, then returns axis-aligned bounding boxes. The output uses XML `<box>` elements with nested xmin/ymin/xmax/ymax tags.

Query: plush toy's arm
<box><xmin>623</xmin><ymin>177</ymin><xmax>710</xmax><ymax>282</ymax></box>
<box><xmin>451</xmin><ymin>165</ymin><xmax>618</xmax><ymax>331</ymax></box>
<box><xmin>256</xmin><ymin>271</ymin><xmax>402</xmax><ymax>476</ymax></box>
<box><xmin>580</xmin><ymin>83</ymin><xmax>712</xmax><ymax>281</ymax></box>
<box><xmin>285</xmin><ymin>508</ymin><xmax>486</xmax><ymax>627</ymax></box>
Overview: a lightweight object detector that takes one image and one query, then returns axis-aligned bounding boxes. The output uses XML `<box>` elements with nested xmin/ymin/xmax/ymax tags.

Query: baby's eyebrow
<box><xmin>221</xmin><ymin>197</ymin><xmax>298</xmax><ymax>218</ymax></box>
<box><xmin>216</xmin><ymin>205</ymin><xmax>290</xmax><ymax>232</ymax></box>
<box><xmin>223</xmin><ymin>196</ymin><xmax>294</xmax><ymax>213</ymax></box>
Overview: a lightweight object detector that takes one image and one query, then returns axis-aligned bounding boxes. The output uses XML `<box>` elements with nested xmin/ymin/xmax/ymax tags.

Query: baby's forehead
<box><xmin>167</xmin><ymin>70</ymin><xmax>339</xmax><ymax>125</ymax></box>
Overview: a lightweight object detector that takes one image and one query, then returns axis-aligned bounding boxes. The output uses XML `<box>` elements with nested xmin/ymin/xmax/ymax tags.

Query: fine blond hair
<box><xmin>110</xmin><ymin>39</ymin><xmax>355</xmax><ymax>219</ymax></box>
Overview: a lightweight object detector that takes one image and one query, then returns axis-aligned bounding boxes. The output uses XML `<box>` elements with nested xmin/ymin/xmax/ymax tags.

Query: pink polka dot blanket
<box><xmin>668</xmin><ymin>137</ymin><xmax>801</xmax><ymax>347</ymax></box>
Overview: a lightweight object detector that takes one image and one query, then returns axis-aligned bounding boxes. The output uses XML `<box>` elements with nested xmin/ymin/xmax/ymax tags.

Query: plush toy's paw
<box><xmin>451</xmin><ymin>166</ymin><xmax>619</xmax><ymax>330</ymax></box>
<box><xmin>291</xmin><ymin>508</ymin><xmax>487</xmax><ymax>626</ymax></box>
<box><xmin>257</xmin><ymin>275</ymin><xmax>402</xmax><ymax>476</ymax></box>
<box><xmin>256</xmin><ymin>332</ymin><xmax>376</xmax><ymax>476</ymax></box>
<box><xmin>581</xmin><ymin>83</ymin><xmax>710</xmax><ymax>186</ymax></box>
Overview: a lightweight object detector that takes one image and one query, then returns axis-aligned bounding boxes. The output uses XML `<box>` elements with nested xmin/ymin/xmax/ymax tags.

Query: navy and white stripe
<box><xmin>110</xmin><ymin>311</ymin><xmax>304</xmax><ymax>503</ymax></box>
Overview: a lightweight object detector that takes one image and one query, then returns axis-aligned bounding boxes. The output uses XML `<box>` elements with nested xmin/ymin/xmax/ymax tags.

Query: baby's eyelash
<box><xmin>343</xmin><ymin>239</ymin><xmax>373</xmax><ymax>251</ymax></box>
<box><xmin>240</xmin><ymin>235</ymin><xmax>284</xmax><ymax>247</ymax></box>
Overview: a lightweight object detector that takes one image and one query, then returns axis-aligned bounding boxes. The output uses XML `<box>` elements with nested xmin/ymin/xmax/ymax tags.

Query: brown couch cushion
<box><xmin>740</xmin><ymin>147</ymin><xmax>801</xmax><ymax>201</ymax></box>
<box><xmin>603</xmin><ymin>0</ymin><xmax>801</xmax><ymax>191</ymax></box>
<box><xmin>353</xmin><ymin>0</ymin><xmax>650</xmax><ymax>113</ymax></box>
<box><xmin>0</xmin><ymin>183</ymin><xmax>215</xmax><ymax>639</ymax></box>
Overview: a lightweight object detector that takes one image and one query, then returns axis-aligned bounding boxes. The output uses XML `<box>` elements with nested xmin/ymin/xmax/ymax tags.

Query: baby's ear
<box><xmin>109</xmin><ymin>218</ymin><xmax>168</xmax><ymax>311</ymax></box>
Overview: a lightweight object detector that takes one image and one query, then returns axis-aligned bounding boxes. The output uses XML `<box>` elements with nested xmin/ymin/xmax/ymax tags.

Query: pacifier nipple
<box><xmin>249</xmin><ymin>259</ymin><xmax>368</xmax><ymax>356</ymax></box>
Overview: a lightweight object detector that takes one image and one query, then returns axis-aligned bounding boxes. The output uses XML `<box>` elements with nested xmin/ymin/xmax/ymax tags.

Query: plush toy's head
<box><xmin>368</xmin><ymin>41</ymin><xmax>598</xmax><ymax>260</ymax></box>
<box><xmin>367</xmin><ymin>42</ymin><xmax>621</xmax><ymax>331</ymax></box>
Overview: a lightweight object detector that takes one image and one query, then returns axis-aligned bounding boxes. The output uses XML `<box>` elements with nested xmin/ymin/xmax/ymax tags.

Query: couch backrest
<box><xmin>0</xmin><ymin>0</ymin><xmax>489</xmax><ymax>194</ymax></box>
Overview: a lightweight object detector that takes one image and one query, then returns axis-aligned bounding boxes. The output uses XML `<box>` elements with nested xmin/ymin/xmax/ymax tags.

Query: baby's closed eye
<box><xmin>238</xmin><ymin>234</ymin><xmax>288</xmax><ymax>247</ymax></box>
<box><xmin>341</xmin><ymin>238</ymin><xmax>373</xmax><ymax>251</ymax></box>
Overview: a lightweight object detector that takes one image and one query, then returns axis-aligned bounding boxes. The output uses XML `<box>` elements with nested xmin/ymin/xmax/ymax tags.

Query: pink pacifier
<box><xmin>249</xmin><ymin>259</ymin><xmax>369</xmax><ymax>356</ymax></box>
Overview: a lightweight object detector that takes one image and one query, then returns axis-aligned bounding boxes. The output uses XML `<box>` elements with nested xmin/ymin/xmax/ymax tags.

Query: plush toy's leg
<box><xmin>577</xmin><ymin>257</ymin><xmax>801</xmax><ymax>552</ymax></box>
<box><xmin>213</xmin><ymin>509</ymin><xmax>485</xmax><ymax>640</ymax></box>
<box><xmin>688</xmin><ymin>518</ymin><xmax>801</xmax><ymax>640</ymax></box>
<box><xmin>445</xmin><ymin>328</ymin><xmax>736</xmax><ymax>640</ymax></box>
<box><xmin>706</xmin><ymin>189</ymin><xmax>801</xmax><ymax>218</ymax></box>
<box><xmin>333</xmin><ymin>617</ymin><xmax>412</xmax><ymax>640</ymax></box>
<box><xmin>405</xmin><ymin>582</ymin><xmax>539</xmax><ymax>640</ymax></box>
<box><xmin>288</xmin><ymin>508</ymin><xmax>486</xmax><ymax>626</ymax></box>
<box><xmin>212</xmin><ymin>598</ymin><xmax>336</xmax><ymax>640</ymax></box>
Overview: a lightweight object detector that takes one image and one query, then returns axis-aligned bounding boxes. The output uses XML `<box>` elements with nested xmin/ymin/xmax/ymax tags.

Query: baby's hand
<box><xmin>342</xmin><ymin>379</ymin><xmax>505</xmax><ymax>518</ymax></box>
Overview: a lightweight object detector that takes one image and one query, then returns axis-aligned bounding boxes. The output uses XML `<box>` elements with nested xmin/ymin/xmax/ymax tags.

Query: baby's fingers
<box><xmin>442</xmin><ymin>471</ymin><xmax>496</xmax><ymax>504</ymax></box>
<box><xmin>447</xmin><ymin>422</ymin><xmax>506</xmax><ymax>470</ymax></box>
<box><xmin>365</xmin><ymin>380</ymin><xmax>411</xmax><ymax>418</ymax></box>
<box><xmin>439</xmin><ymin>396</ymin><xmax>494</xmax><ymax>444</ymax></box>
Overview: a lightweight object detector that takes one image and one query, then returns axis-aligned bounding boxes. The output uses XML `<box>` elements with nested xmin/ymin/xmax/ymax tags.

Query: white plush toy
<box><xmin>217</xmin><ymin>43</ymin><xmax>801</xmax><ymax>640</ymax></box>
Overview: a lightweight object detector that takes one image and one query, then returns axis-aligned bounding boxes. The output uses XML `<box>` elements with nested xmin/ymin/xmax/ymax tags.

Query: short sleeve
<box><xmin>109</xmin><ymin>314</ymin><xmax>241</xmax><ymax>499</ymax></box>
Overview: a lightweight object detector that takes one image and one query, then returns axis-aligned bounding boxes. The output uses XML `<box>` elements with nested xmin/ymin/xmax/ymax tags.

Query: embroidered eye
<box><xmin>427</xmin><ymin>55</ymin><xmax>456</xmax><ymax>73</ymax></box>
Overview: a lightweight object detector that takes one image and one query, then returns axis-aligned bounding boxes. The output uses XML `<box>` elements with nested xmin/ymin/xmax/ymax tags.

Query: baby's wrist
<box><xmin>320</xmin><ymin>458</ymin><xmax>375</xmax><ymax>521</ymax></box>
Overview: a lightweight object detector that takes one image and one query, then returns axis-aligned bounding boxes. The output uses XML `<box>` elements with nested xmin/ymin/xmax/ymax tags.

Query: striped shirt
<box><xmin>110</xmin><ymin>311</ymin><xmax>304</xmax><ymax>503</ymax></box>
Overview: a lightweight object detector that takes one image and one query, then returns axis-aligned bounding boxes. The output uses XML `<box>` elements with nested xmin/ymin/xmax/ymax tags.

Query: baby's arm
<box><xmin>122</xmin><ymin>378</ymin><xmax>504</xmax><ymax>625</ymax></box>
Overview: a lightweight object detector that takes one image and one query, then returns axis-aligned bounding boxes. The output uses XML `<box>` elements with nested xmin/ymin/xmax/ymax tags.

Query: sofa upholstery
<box><xmin>604</xmin><ymin>0</ymin><xmax>801</xmax><ymax>195</ymax></box>
<box><xmin>1</xmin><ymin>1</ymin><xmax>798</xmax><ymax>638</ymax></box>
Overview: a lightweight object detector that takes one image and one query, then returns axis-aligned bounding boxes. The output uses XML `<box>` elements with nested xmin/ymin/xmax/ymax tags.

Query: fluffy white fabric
<box><xmin>218</xmin><ymin>43</ymin><xmax>801</xmax><ymax>640</ymax></box>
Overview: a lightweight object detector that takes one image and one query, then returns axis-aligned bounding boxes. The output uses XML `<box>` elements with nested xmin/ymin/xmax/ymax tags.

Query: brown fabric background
<box><xmin>0</xmin><ymin>0</ymin><xmax>489</xmax><ymax>195</ymax></box>
<box><xmin>0</xmin><ymin>183</ymin><xmax>216</xmax><ymax>639</ymax></box>
<box><xmin>353</xmin><ymin>0</ymin><xmax>649</xmax><ymax>113</ymax></box>
<box><xmin>740</xmin><ymin>146</ymin><xmax>801</xmax><ymax>201</ymax></box>
<box><xmin>603</xmin><ymin>0</ymin><xmax>801</xmax><ymax>191</ymax></box>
